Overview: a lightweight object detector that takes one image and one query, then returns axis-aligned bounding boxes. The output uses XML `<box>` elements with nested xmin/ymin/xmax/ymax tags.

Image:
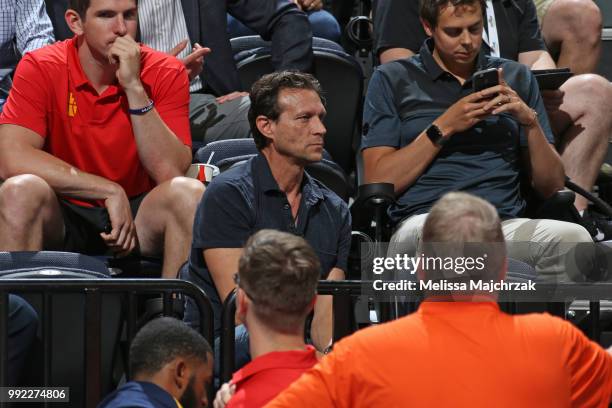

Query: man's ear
<box><xmin>421</xmin><ymin>17</ymin><xmax>434</xmax><ymax>37</ymax></box>
<box><xmin>236</xmin><ymin>289</ymin><xmax>249</xmax><ymax>323</ymax></box>
<box><xmin>255</xmin><ymin>115</ymin><xmax>275</xmax><ymax>143</ymax></box>
<box><xmin>65</xmin><ymin>9</ymin><xmax>85</xmax><ymax>36</ymax></box>
<box><xmin>173</xmin><ymin>359</ymin><xmax>190</xmax><ymax>393</ymax></box>
<box><xmin>306</xmin><ymin>296</ymin><xmax>316</xmax><ymax>314</ymax></box>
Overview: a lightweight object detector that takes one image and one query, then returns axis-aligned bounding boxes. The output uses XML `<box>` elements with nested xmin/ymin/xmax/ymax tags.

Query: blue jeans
<box><xmin>227</xmin><ymin>9</ymin><xmax>341</xmax><ymax>43</ymax></box>
<box><xmin>183</xmin><ymin>294</ymin><xmax>251</xmax><ymax>386</ymax></box>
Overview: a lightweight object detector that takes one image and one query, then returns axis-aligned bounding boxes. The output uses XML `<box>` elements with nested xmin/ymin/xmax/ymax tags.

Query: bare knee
<box><xmin>166</xmin><ymin>177</ymin><xmax>205</xmax><ymax>221</ymax></box>
<box><xmin>0</xmin><ymin>175</ymin><xmax>55</xmax><ymax>224</ymax></box>
<box><xmin>562</xmin><ymin>74</ymin><xmax>612</xmax><ymax>114</ymax></box>
<box><xmin>545</xmin><ymin>0</ymin><xmax>602</xmax><ymax>42</ymax></box>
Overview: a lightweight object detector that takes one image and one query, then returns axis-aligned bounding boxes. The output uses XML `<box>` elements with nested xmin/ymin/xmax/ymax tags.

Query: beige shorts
<box><xmin>533</xmin><ymin>0</ymin><xmax>555</xmax><ymax>25</ymax></box>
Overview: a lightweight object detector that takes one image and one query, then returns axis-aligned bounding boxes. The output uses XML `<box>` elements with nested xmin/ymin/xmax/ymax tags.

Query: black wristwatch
<box><xmin>426</xmin><ymin>124</ymin><xmax>448</xmax><ymax>147</ymax></box>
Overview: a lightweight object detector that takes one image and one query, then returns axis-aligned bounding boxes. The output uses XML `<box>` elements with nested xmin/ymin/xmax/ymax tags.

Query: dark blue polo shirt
<box><xmin>186</xmin><ymin>153</ymin><xmax>351</xmax><ymax>333</ymax></box>
<box><xmin>362</xmin><ymin>39</ymin><xmax>554</xmax><ymax>225</ymax></box>
<box><xmin>98</xmin><ymin>381</ymin><xmax>178</xmax><ymax>408</ymax></box>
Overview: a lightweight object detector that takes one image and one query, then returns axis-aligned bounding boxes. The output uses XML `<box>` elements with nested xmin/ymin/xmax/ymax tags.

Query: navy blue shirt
<box><xmin>362</xmin><ymin>39</ymin><xmax>554</xmax><ymax>225</ymax></box>
<box><xmin>186</xmin><ymin>153</ymin><xmax>351</xmax><ymax>333</ymax></box>
<box><xmin>98</xmin><ymin>381</ymin><xmax>178</xmax><ymax>408</ymax></box>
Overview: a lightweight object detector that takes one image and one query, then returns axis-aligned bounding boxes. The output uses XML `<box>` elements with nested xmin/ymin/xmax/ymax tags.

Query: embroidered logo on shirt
<box><xmin>68</xmin><ymin>93</ymin><xmax>77</xmax><ymax>117</ymax></box>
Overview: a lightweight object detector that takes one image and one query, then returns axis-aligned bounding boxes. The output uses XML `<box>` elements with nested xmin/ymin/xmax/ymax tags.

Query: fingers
<box><xmin>483</xmin><ymin>93</ymin><xmax>512</xmax><ymax>112</ymax></box>
<box><xmin>107</xmin><ymin>37</ymin><xmax>140</xmax><ymax>64</ymax></box>
<box><xmin>497</xmin><ymin>68</ymin><xmax>507</xmax><ymax>86</ymax></box>
<box><xmin>183</xmin><ymin>45</ymin><xmax>211</xmax><ymax>63</ymax></box>
<box><xmin>169</xmin><ymin>39</ymin><xmax>188</xmax><ymax>57</ymax></box>
<box><xmin>491</xmin><ymin>100</ymin><xmax>523</xmax><ymax>115</ymax></box>
<box><xmin>115</xmin><ymin>234</ymin><xmax>137</xmax><ymax>258</ymax></box>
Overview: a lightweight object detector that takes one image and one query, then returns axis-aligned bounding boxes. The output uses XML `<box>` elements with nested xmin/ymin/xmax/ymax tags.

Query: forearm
<box><xmin>525</xmin><ymin>124</ymin><xmax>565</xmax><ymax>197</ymax></box>
<box><xmin>311</xmin><ymin>267</ymin><xmax>344</xmax><ymax>351</ymax></box>
<box><xmin>364</xmin><ymin>134</ymin><xmax>440</xmax><ymax>194</ymax></box>
<box><xmin>0</xmin><ymin>140</ymin><xmax>119</xmax><ymax>200</ymax></box>
<box><xmin>518</xmin><ymin>50</ymin><xmax>557</xmax><ymax>70</ymax></box>
<box><xmin>124</xmin><ymin>86</ymin><xmax>191</xmax><ymax>183</ymax></box>
<box><xmin>379</xmin><ymin>48</ymin><xmax>415</xmax><ymax>65</ymax></box>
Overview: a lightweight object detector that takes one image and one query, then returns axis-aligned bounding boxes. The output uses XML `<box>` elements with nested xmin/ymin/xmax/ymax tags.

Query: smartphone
<box><xmin>472</xmin><ymin>68</ymin><xmax>499</xmax><ymax>93</ymax></box>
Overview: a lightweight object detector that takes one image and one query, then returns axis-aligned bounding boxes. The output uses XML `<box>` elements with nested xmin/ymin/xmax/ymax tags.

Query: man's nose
<box><xmin>114</xmin><ymin>16</ymin><xmax>128</xmax><ymax>36</ymax></box>
<box><xmin>460</xmin><ymin>29</ymin><xmax>471</xmax><ymax>46</ymax></box>
<box><xmin>312</xmin><ymin>116</ymin><xmax>327</xmax><ymax>136</ymax></box>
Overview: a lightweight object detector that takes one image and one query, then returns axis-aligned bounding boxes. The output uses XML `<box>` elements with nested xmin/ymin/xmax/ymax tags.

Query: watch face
<box><xmin>427</xmin><ymin>125</ymin><xmax>445</xmax><ymax>146</ymax></box>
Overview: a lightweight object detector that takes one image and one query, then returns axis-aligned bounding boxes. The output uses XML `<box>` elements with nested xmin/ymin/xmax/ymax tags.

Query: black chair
<box><xmin>230</xmin><ymin>36</ymin><xmax>364</xmax><ymax>176</ymax></box>
<box><xmin>195</xmin><ymin>138</ymin><xmax>351</xmax><ymax>202</ymax></box>
<box><xmin>44</xmin><ymin>0</ymin><xmax>72</xmax><ymax>41</ymax></box>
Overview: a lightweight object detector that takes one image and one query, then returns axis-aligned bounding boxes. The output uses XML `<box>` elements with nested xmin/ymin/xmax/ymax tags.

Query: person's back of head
<box><xmin>419</xmin><ymin>192</ymin><xmax>506</xmax><ymax>292</ymax></box>
<box><xmin>129</xmin><ymin>317</ymin><xmax>213</xmax><ymax>408</ymax></box>
<box><xmin>237</xmin><ymin>229</ymin><xmax>320</xmax><ymax>335</ymax></box>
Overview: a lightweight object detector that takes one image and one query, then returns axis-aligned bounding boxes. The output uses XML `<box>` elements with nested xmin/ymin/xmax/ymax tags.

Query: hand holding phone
<box><xmin>472</xmin><ymin>67</ymin><xmax>499</xmax><ymax>93</ymax></box>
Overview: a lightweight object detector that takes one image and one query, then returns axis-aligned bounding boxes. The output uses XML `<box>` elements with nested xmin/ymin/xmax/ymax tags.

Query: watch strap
<box><xmin>426</xmin><ymin>124</ymin><xmax>447</xmax><ymax>147</ymax></box>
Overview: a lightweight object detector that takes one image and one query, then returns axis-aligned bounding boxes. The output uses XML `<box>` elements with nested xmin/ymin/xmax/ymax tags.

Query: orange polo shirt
<box><xmin>265</xmin><ymin>302</ymin><xmax>612</xmax><ymax>408</ymax></box>
<box><xmin>0</xmin><ymin>37</ymin><xmax>190</xmax><ymax>204</ymax></box>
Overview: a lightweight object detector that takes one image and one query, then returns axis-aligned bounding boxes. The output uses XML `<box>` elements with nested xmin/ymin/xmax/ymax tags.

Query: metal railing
<box><xmin>0</xmin><ymin>279</ymin><xmax>213</xmax><ymax>408</ymax></box>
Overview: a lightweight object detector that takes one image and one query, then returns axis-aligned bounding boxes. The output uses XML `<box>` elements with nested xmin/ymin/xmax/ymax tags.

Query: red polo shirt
<box><xmin>227</xmin><ymin>346</ymin><xmax>318</xmax><ymax>408</ymax></box>
<box><xmin>0</xmin><ymin>37</ymin><xmax>190</xmax><ymax>204</ymax></box>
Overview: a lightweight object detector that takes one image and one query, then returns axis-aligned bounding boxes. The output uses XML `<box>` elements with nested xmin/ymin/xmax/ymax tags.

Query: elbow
<box><xmin>534</xmin><ymin>176</ymin><xmax>565</xmax><ymax>199</ymax></box>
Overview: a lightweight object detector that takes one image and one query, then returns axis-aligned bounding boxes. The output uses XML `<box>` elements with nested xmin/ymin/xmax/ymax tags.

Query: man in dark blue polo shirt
<box><xmin>372</xmin><ymin>0</ymin><xmax>612</xmax><ymax>238</ymax></box>
<box><xmin>362</xmin><ymin>0</ymin><xmax>593</xmax><ymax>282</ymax></box>
<box><xmin>184</xmin><ymin>71</ymin><xmax>351</xmax><ymax>354</ymax></box>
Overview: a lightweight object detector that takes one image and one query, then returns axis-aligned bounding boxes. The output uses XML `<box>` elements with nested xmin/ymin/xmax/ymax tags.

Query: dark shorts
<box><xmin>59</xmin><ymin>193</ymin><xmax>146</xmax><ymax>254</ymax></box>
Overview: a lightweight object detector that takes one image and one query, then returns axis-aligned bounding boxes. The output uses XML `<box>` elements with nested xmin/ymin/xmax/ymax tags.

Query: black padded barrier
<box><xmin>0</xmin><ymin>279</ymin><xmax>214</xmax><ymax>408</ymax></box>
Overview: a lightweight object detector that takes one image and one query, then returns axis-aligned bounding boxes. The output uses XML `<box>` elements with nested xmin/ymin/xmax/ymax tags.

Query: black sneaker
<box><xmin>581</xmin><ymin>210</ymin><xmax>612</xmax><ymax>242</ymax></box>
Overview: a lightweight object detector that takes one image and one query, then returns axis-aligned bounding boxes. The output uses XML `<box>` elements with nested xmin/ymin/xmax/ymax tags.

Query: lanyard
<box><xmin>482</xmin><ymin>0</ymin><xmax>500</xmax><ymax>57</ymax></box>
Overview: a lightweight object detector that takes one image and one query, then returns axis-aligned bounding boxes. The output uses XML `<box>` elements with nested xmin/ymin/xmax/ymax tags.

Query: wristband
<box><xmin>129</xmin><ymin>99</ymin><xmax>154</xmax><ymax>115</ymax></box>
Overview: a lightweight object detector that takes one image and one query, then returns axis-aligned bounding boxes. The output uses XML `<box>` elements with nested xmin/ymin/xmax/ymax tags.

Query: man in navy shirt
<box><xmin>373</xmin><ymin>0</ymin><xmax>612</xmax><ymax>238</ymax></box>
<box><xmin>99</xmin><ymin>317</ymin><xmax>213</xmax><ymax>408</ymax></box>
<box><xmin>363</xmin><ymin>0</ymin><xmax>593</xmax><ymax>282</ymax></box>
<box><xmin>184</xmin><ymin>71</ymin><xmax>351</xmax><ymax>353</ymax></box>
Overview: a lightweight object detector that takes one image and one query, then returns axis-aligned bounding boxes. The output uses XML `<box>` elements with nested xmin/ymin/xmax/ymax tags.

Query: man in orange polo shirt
<box><xmin>213</xmin><ymin>230</ymin><xmax>319</xmax><ymax>408</ymax></box>
<box><xmin>266</xmin><ymin>192</ymin><xmax>612</xmax><ymax>408</ymax></box>
<box><xmin>0</xmin><ymin>0</ymin><xmax>204</xmax><ymax>278</ymax></box>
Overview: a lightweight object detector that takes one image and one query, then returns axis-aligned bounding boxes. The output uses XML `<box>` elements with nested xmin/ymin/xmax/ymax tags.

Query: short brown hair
<box><xmin>248</xmin><ymin>71</ymin><xmax>324</xmax><ymax>150</ymax></box>
<box><xmin>69</xmin><ymin>0</ymin><xmax>138</xmax><ymax>18</ymax></box>
<box><xmin>238</xmin><ymin>229</ymin><xmax>320</xmax><ymax>333</ymax></box>
<box><xmin>69</xmin><ymin>0</ymin><xmax>91</xmax><ymax>17</ymax></box>
<box><xmin>420</xmin><ymin>0</ymin><xmax>486</xmax><ymax>28</ymax></box>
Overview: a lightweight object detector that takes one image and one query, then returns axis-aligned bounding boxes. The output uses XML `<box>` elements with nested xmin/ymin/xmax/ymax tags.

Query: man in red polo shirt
<box><xmin>0</xmin><ymin>0</ymin><xmax>204</xmax><ymax>278</ymax></box>
<box><xmin>213</xmin><ymin>230</ymin><xmax>319</xmax><ymax>408</ymax></box>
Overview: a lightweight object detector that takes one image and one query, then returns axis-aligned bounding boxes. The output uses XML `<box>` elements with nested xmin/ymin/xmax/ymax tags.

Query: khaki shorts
<box><xmin>534</xmin><ymin>0</ymin><xmax>555</xmax><ymax>25</ymax></box>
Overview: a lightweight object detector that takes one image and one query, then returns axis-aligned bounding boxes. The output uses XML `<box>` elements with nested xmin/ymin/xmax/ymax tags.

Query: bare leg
<box><xmin>540</xmin><ymin>0</ymin><xmax>602</xmax><ymax>74</ymax></box>
<box><xmin>135</xmin><ymin>177</ymin><xmax>205</xmax><ymax>278</ymax></box>
<box><xmin>548</xmin><ymin>74</ymin><xmax>612</xmax><ymax>211</ymax></box>
<box><xmin>0</xmin><ymin>175</ymin><xmax>64</xmax><ymax>251</ymax></box>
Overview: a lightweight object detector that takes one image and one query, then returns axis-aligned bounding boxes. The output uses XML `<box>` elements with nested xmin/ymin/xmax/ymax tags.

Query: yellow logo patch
<box><xmin>68</xmin><ymin>92</ymin><xmax>77</xmax><ymax>117</ymax></box>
